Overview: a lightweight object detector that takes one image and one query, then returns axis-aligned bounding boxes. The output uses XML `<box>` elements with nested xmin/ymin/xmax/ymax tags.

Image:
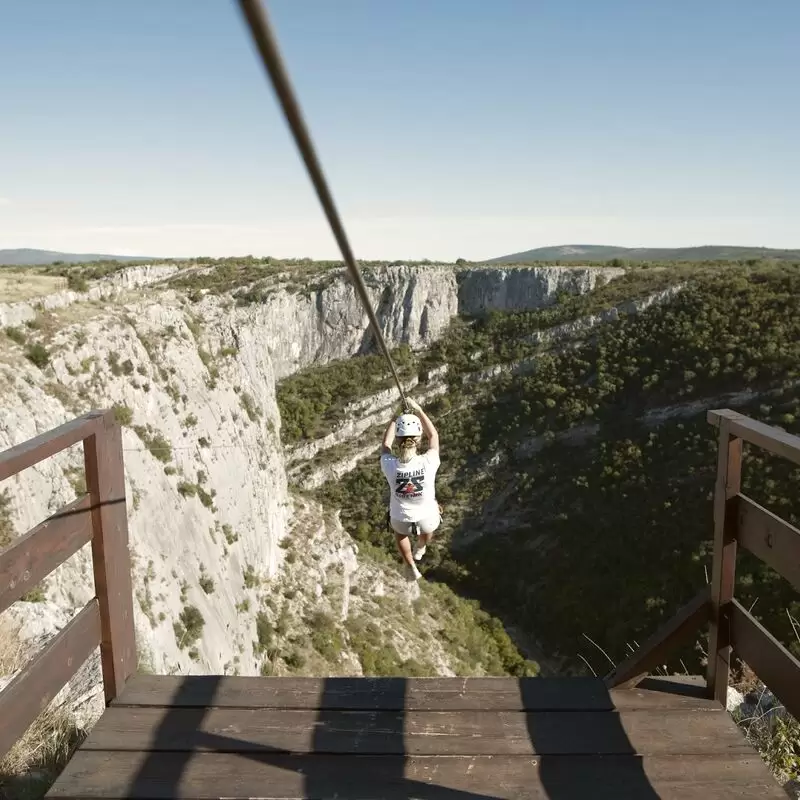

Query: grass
<box><xmin>0</xmin><ymin>489</ymin><xmax>14</xmax><ymax>550</ymax></box>
<box><xmin>0</xmin><ymin>705</ymin><xmax>85</xmax><ymax>800</ymax></box>
<box><xmin>0</xmin><ymin>617</ymin><xmax>25</xmax><ymax>674</ymax></box>
<box><xmin>0</xmin><ymin>621</ymin><xmax>82</xmax><ymax>800</ymax></box>
<box><xmin>0</xmin><ymin>271</ymin><xmax>67</xmax><ymax>303</ymax></box>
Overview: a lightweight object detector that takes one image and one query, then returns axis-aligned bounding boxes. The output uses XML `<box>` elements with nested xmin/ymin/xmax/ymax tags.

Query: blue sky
<box><xmin>1</xmin><ymin>0</ymin><xmax>798</xmax><ymax>260</ymax></box>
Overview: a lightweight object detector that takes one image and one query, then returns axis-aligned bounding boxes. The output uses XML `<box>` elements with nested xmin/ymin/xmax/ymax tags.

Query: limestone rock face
<box><xmin>457</xmin><ymin>266</ymin><xmax>624</xmax><ymax>316</ymax></box>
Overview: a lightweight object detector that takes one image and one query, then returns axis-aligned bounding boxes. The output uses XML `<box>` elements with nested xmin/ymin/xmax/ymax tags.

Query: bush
<box><xmin>308</xmin><ymin>611</ymin><xmax>343</xmax><ymax>662</ymax></box>
<box><xmin>173</xmin><ymin>605</ymin><xmax>204</xmax><ymax>649</ymax></box>
<box><xmin>239</xmin><ymin>392</ymin><xmax>261</xmax><ymax>423</ymax></box>
<box><xmin>133</xmin><ymin>425</ymin><xmax>172</xmax><ymax>463</ymax></box>
<box><xmin>222</xmin><ymin>524</ymin><xmax>238</xmax><ymax>544</ymax></box>
<box><xmin>113</xmin><ymin>404</ymin><xmax>133</xmax><ymax>426</ymax></box>
<box><xmin>243</xmin><ymin>564</ymin><xmax>259</xmax><ymax>589</ymax></box>
<box><xmin>255</xmin><ymin>611</ymin><xmax>273</xmax><ymax>653</ymax></box>
<box><xmin>25</xmin><ymin>343</ymin><xmax>49</xmax><ymax>369</ymax></box>
<box><xmin>5</xmin><ymin>327</ymin><xmax>26</xmax><ymax>345</ymax></box>
<box><xmin>284</xmin><ymin>650</ymin><xmax>306</xmax><ymax>670</ymax></box>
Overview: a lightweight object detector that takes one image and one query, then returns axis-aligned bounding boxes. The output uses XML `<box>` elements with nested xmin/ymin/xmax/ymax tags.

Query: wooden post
<box><xmin>84</xmin><ymin>414</ymin><xmax>136</xmax><ymax>704</ymax></box>
<box><xmin>706</xmin><ymin>419</ymin><xmax>742</xmax><ymax>704</ymax></box>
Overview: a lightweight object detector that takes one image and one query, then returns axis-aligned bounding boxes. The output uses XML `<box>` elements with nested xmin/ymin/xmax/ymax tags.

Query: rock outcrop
<box><xmin>458</xmin><ymin>266</ymin><xmax>624</xmax><ymax>315</ymax></box>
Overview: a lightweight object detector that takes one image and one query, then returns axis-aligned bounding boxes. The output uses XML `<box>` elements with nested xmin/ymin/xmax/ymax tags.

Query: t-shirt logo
<box><xmin>396</xmin><ymin>473</ymin><xmax>424</xmax><ymax>498</ymax></box>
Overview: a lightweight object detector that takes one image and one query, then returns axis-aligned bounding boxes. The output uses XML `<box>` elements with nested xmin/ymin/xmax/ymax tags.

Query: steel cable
<box><xmin>237</xmin><ymin>0</ymin><xmax>409</xmax><ymax>411</ymax></box>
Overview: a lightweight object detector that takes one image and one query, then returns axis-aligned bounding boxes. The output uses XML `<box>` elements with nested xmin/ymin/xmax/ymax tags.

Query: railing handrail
<box><xmin>706</xmin><ymin>408</ymin><xmax>799</xmax><ymax>718</ymax></box>
<box><xmin>708</xmin><ymin>408</ymin><xmax>800</xmax><ymax>467</ymax></box>
<box><xmin>606</xmin><ymin>407</ymin><xmax>800</xmax><ymax>717</ymax></box>
<box><xmin>0</xmin><ymin>409</ymin><xmax>136</xmax><ymax>761</ymax></box>
<box><xmin>0</xmin><ymin>409</ymin><xmax>109</xmax><ymax>482</ymax></box>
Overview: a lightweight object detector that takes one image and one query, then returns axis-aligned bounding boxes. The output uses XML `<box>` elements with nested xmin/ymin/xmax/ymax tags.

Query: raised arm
<box><xmin>381</xmin><ymin>416</ymin><xmax>396</xmax><ymax>455</ymax></box>
<box><xmin>407</xmin><ymin>398</ymin><xmax>439</xmax><ymax>452</ymax></box>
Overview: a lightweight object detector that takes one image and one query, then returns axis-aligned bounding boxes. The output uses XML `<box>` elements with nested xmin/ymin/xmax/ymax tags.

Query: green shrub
<box><xmin>284</xmin><ymin>650</ymin><xmax>306</xmax><ymax>670</ymax></box>
<box><xmin>222</xmin><ymin>524</ymin><xmax>238</xmax><ymax>544</ymax></box>
<box><xmin>25</xmin><ymin>343</ymin><xmax>49</xmax><ymax>369</ymax></box>
<box><xmin>243</xmin><ymin>564</ymin><xmax>259</xmax><ymax>589</ymax></box>
<box><xmin>173</xmin><ymin>605</ymin><xmax>204</xmax><ymax>649</ymax></box>
<box><xmin>276</xmin><ymin>345</ymin><xmax>416</xmax><ymax>442</ymax></box>
<box><xmin>255</xmin><ymin>611</ymin><xmax>273</xmax><ymax>653</ymax></box>
<box><xmin>239</xmin><ymin>391</ymin><xmax>261</xmax><ymax>422</ymax></box>
<box><xmin>67</xmin><ymin>274</ymin><xmax>89</xmax><ymax>292</ymax></box>
<box><xmin>113</xmin><ymin>404</ymin><xmax>133</xmax><ymax>426</ymax></box>
<box><xmin>133</xmin><ymin>425</ymin><xmax>172</xmax><ymax>463</ymax></box>
<box><xmin>308</xmin><ymin>611</ymin><xmax>343</xmax><ymax>661</ymax></box>
<box><xmin>5</xmin><ymin>327</ymin><xmax>26</xmax><ymax>345</ymax></box>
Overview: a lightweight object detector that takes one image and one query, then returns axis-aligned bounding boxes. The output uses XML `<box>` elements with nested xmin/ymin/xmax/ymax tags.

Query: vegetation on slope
<box><xmin>314</xmin><ymin>264</ymin><xmax>800</xmax><ymax>676</ymax></box>
<box><xmin>278</xmin><ymin>346</ymin><xmax>417</xmax><ymax>443</ymax></box>
<box><xmin>276</xmin><ymin>265</ymin><xmax>686</xmax><ymax>446</ymax></box>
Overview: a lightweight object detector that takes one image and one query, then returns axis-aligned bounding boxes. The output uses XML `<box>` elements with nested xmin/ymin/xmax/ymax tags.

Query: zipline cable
<box><xmin>237</xmin><ymin>0</ymin><xmax>410</xmax><ymax>412</ymax></box>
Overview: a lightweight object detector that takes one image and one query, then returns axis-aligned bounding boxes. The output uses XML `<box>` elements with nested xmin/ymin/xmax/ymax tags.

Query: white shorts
<box><xmin>389</xmin><ymin>511</ymin><xmax>441</xmax><ymax>537</ymax></box>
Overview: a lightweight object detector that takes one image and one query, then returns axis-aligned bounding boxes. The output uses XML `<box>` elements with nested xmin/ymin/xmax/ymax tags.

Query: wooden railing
<box><xmin>606</xmin><ymin>408</ymin><xmax>800</xmax><ymax>722</ymax></box>
<box><xmin>0</xmin><ymin>410</ymin><xmax>135</xmax><ymax>761</ymax></box>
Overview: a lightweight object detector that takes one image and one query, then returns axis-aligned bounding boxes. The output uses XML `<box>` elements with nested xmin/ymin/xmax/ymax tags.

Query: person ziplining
<box><xmin>236</xmin><ymin>1</ymin><xmax>443</xmax><ymax>581</ymax></box>
<box><xmin>380</xmin><ymin>398</ymin><xmax>441</xmax><ymax>582</ymax></box>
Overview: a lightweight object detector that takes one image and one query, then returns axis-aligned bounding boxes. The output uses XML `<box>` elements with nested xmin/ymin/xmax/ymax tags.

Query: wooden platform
<box><xmin>46</xmin><ymin>675</ymin><xmax>785</xmax><ymax>799</ymax></box>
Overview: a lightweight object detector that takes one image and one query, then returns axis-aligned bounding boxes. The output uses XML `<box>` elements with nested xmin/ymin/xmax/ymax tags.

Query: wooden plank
<box><xmin>708</xmin><ymin>408</ymin><xmax>800</xmax><ymax>466</ymax></box>
<box><xmin>730</xmin><ymin>599</ymin><xmax>800</xmax><ymax>722</ymax></box>
<box><xmin>737</xmin><ymin>493</ymin><xmax>800</xmax><ymax>592</ymax></box>
<box><xmin>706</xmin><ymin>416</ymin><xmax>741</xmax><ymax>705</ymax></box>
<box><xmin>0</xmin><ymin>410</ymin><xmax>109</xmax><ymax>481</ymax></box>
<box><xmin>84</xmin><ymin>418</ymin><xmax>136</xmax><ymax>704</ymax></box>
<box><xmin>80</xmin><ymin>707</ymin><xmax>750</xmax><ymax>756</ymax></box>
<box><xmin>0</xmin><ymin>494</ymin><xmax>93</xmax><ymax>614</ymax></box>
<box><xmin>112</xmin><ymin>675</ymin><xmax>722</xmax><ymax>711</ymax></box>
<box><xmin>47</xmin><ymin>752</ymin><xmax>788</xmax><ymax>799</ymax></box>
<box><xmin>0</xmin><ymin>600</ymin><xmax>100</xmax><ymax>761</ymax></box>
<box><xmin>605</xmin><ymin>588</ymin><xmax>710</xmax><ymax>689</ymax></box>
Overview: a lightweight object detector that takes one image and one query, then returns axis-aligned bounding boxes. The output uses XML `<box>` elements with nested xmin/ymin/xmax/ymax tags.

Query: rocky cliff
<box><xmin>0</xmin><ymin>260</ymin><xmax>622</xmax><ymax>690</ymax></box>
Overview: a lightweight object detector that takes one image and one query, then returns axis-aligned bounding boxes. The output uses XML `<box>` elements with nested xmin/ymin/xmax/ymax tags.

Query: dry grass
<box><xmin>0</xmin><ymin>272</ymin><xmax>67</xmax><ymax>303</ymax></box>
<box><xmin>0</xmin><ymin>617</ymin><xmax>25</xmax><ymax>675</ymax></box>
<box><xmin>0</xmin><ymin>619</ymin><xmax>86</xmax><ymax>800</ymax></box>
<box><xmin>0</xmin><ymin>704</ymin><xmax>85</xmax><ymax>800</ymax></box>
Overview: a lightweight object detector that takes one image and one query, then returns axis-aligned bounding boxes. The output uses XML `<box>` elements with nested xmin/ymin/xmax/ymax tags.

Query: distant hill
<box><xmin>487</xmin><ymin>244</ymin><xmax>800</xmax><ymax>264</ymax></box>
<box><xmin>0</xmin><ymin>248</ymin><xmax>153</xmax><ymax>266</ymax></box>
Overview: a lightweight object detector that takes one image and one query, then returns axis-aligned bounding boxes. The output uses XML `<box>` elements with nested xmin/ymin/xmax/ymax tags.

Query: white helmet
<box><xmin>396</xmin><ymin>413</ymin><xmax>422</xmax><ymax>438</ymax></box>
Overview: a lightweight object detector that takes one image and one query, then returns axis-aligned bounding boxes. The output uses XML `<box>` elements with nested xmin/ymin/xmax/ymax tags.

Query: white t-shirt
<box><xmin>380</xmin><ymin>450</ymin><xmax>440</xmax><ymax>523</ymax></box>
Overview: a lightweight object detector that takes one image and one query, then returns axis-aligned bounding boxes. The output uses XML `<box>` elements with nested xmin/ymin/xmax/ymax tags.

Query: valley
<box><xmin>1</xmin><ymin>254</ymin><xmax>799</xmax><ymax>793</ymax></box>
